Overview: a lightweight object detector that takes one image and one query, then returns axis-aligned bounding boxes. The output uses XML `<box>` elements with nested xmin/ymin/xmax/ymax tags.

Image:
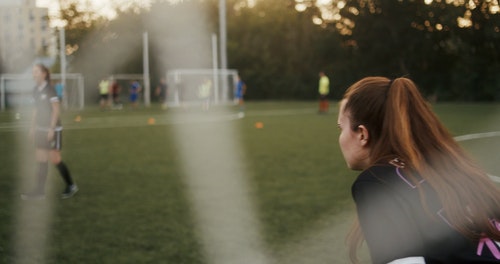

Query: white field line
<box><xmin>0</xmin><ymin>108</ymin><xmax>320</xmax><ymax>131</ymax></box>
<box><xmin>453</xmin><ymin>132</ymin><xmax>500</xmax><ymax>182</ymax></box>
<box><xmin>487</xmin><ymin>174</ymin><xmax>500</xmax><ymax>183</ymax></box>
<box><xmin>453</xmin><ymin>131</ymin><xmax>500</xmax><ymax>142</ymax></box>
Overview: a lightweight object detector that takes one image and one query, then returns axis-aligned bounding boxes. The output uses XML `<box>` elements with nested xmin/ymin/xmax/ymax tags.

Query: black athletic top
<box><xmin>352</xmin><ymin>165</ymin><xmax>500</xmax><ymax>264</ymax></box>
<box><xmin>33</xmin><ymin>82</ymin><xmax>61</xmax><ymax>130</ymax></box>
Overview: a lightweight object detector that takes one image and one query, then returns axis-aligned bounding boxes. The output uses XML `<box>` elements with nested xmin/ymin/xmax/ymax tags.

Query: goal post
<box><xmin>166</xmin><ymin>69</ymin><xmax>239</xmax><ymax>107</ymax></box>
<box><xmin>0</xmin><ymin>73</ymin><xmax>85</xmax><ymax>111</ymax></box>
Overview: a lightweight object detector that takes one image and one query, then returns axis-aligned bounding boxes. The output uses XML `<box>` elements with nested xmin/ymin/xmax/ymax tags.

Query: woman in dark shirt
<box><xmin>22</xmin><ymin>63</ymin><xmax>78</xmax><ymax>200</ymax></box>
<box><xmin>337</xmin><ymin>77</ymin><xmax>500</xmax><ymax>263</ymax></box>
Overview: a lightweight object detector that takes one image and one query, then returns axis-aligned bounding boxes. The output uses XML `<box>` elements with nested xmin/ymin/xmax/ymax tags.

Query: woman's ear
<box><xmin>357</xmin><ymin>125</ymin><xmax>370</xmax><ymax>146</ymax></box>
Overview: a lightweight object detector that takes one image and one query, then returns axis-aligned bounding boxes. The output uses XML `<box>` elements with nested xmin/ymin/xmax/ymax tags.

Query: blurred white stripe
<box><xmin>388</xmin><ymin>256</ymin><xmax>425</xmax><ymax>264</ymax></box>
<box><xmin>454</xmin><ymin>131</ymin><xmax>500</xmax><ymax>142</ymax></box>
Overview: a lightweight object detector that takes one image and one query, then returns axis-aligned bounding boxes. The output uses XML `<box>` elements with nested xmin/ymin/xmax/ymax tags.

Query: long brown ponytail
<box><xmin>343</xmin><ymin>77</ymin><xmax>500</xmax><ymax>262</ymax></box>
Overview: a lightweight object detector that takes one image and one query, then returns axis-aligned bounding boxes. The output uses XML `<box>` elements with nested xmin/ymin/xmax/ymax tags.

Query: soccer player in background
<box><xmin>98</xmin><ymin>77</ymin><xmax>110</xmax><ymax>111</ymax></box>
<box><xmin>111</xmin><ymin>80</ymin><xmax>122</xmax><ymax>109</ymax></box>
<box><xmin>235</xmin><ymin>75</ymin><xmax>246</xmax><ymax>112</ymax></box>
<box><xmin>318</xmin><ymin>71</ymin><xmax>330</xmax><ymax>114</ymax></box>
<box><xmin>129</xmin><ymin>80</ymin><xmax>142</xmax><ymax>109</ymax></box>
<box><xmin>155</xmin><ymin>77</ymin><xmax>168</xmax><ymax>106</ymax></box>
<box><xmin>198</xmin><ymin>78</ymin><xmax>212</xmax><ymax>111</ymax></box>
<box><xmin>22</xmin><ymin>64</ymin><xmax>78</xmax><ymax>200</ymax></box>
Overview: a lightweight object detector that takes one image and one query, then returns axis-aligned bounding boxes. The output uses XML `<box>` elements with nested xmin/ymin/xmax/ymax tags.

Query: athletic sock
<box><xmin>35</xmin><ymin>162</ymin><xmax>48</xmax><ymax>193</ymax></box>
<box><xmin>56</xmin><ymin>161</ymin><xmax>74</xmax><ymax>186</ymax></box>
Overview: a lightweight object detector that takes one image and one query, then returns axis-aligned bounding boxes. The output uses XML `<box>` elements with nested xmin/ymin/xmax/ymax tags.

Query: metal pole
<box><xmin>219</xmin><ymin>0</ymin><xmax>227</xmax><ymax>71</ymax></box>
<box><xmin>219</xmin><ymin>0</ymin><xmax>228</xmax><ymax>101</ymax></box>
<box><xmin>78</xmin><ymin>74</ymin><xmax>84</xmax><ymax>110</ymax></box>
<box><xmin>212</xmin><ymin>33</ymin><xmax>219</xmax><ymax>104</ymax></box>
<box><xmin>1</xmin><ymin>76</ymin><xmax>5</xmax><ymax>110</ymax></box>
<box><xmin>143</xmin><ymin>31</ymin><xmax>151</xmax><ymax>107</ymax></box>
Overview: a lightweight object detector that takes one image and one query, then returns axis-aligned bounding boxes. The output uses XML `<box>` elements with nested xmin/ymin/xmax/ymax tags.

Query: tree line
<box><xmin>48</xmin><ymin>0</ymin><xmax>500</xmax><ymax>101</ymax></box>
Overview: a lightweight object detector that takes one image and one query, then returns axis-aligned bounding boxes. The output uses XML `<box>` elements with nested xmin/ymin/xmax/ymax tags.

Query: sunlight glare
<box><xmin>317</xmin><ymin>0</ymin><xmax>333</xmax><ymax>5</ymax></box>
<box><xmin>467</xmin><ymin>0</ymin><xmax>477</xmax><ymax>9</ymax></box>
<box><xmin>349</xmin><ymin>7</ymin><xmax>359</xmax><ymax>15</ymax></box>
<box><xmin>37</xmin><ymin>0</ymin><xmax>155</xmax><ymax>23</ymax></box>
<box><xmin>146</xmin><ymin>3</ymin><xmax>271</xmax><ymax>263</ymax></box>
<box><xmin>491</xmin><ymin>5</ymin><xmax>500</xmax><ymax>13</ymax></box>
<box><xmin>295</xmin><ymin>3</ymin><xmax>307</xmax><ymax>12</ymax></box>
<box><xmin>12</xmin><ymin>76</ymin><xmax>52</xmax><ymax>264</ymax></box>
<box><xmin>457</xmin><ymin>17</ymin><xmax>472</xmax><ymax>27</ymax></box>
<box><xmin>313</xmin><ymin>16</ymin><xmax>323</xmax><ymax>25</ymax></box>
<box><xmin>457</xmin><ymin>10</ymin><xmax>473</xmax><ymax>27</ymax></box>
<box><xmin>247</xmin><ymin>0</ymin><xmax>256</xmax><ymax>8</ymax></box>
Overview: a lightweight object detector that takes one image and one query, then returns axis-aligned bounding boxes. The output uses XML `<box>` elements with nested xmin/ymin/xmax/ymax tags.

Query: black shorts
<box><xmin>100</xmin><ymin>94</ymin><xmax>109</xmax><ymax>100</ymax></box>
<box><xmin>35</xmin><ymin>129</ymin><xmax>62</xmax><ymax>150</ymax></box>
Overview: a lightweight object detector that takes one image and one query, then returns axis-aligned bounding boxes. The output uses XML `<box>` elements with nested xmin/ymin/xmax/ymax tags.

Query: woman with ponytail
<box><xmin>21</xmin><ymin>64</ymin><xmax>78</xmax><ymax>200</ymax></box>
<box><xmin>337</xmin><ymin>77</ymin><xmax>500</xmax><ymax>263</ymax></box>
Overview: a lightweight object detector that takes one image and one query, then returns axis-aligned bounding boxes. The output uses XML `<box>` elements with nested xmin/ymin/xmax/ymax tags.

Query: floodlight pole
<box><xmin>212</xmin><ymin>33</ymin><xmax>219</xmax><ymax>104</ymax></box>
<box><xmin>219</xmin><ymin>0</ymin><xmax>228</xmax><ymax>99</ymax></box>
<box><xmin>219</xmin><ymin>0</ymin><xmax>227</xmax><ymax>71</ymax></box>
<box><xmin>143</xmin><ymin>31</ymin><xmax>151</xmax><ymax>107</ymax></box>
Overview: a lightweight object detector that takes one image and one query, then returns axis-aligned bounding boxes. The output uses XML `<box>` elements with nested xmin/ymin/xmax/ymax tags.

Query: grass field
<box><xmin>0</xmin><ymin>101</ymin><xmax>499</xmax><ymax>264</ymax></box>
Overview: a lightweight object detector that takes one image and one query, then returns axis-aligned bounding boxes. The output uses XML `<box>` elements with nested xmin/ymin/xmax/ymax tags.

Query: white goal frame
<box><xmin>0</xmin><ymin>73</ymin><xmax>85</xmax><ymax>110</ymax></box>
<box><xmin>166</xmin><ymin>69</ymin><xmax>239</xmax><ymax>107</ymax></box>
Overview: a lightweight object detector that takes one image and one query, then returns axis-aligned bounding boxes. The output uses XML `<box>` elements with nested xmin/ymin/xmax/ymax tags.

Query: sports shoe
<box><xmin>61</xmin><ymin>184</ymin><xmax>79</xmax><ymax>199</ymax></box>
<box><xmin>21</xmin><ymin>191</ymin><xmax>45</xmax><ymax>200</ymax></box>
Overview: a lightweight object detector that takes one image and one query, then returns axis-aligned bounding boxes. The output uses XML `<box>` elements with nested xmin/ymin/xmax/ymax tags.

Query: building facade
<box><xmin>0</xmin><ymin>0</ymin><xmax>55</xmax><ymax>72</ymax></box>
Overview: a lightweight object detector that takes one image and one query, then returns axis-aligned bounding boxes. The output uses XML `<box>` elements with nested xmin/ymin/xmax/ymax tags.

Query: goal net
<box><xmin>165</xmin><ymin>69</ymin><xmax>239</xmax><ymax>107</ymax></box>
<box><xmin>0</xmin><ymin>73</ymin><xmax>85</xmax><ymax>111</ymax></box>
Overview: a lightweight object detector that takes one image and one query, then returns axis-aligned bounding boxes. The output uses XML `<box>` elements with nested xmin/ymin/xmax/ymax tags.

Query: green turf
<box><xmin>0</xmin><ymin>101</ymin><xmax>499</xmax><ymax>263</ymax></box>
